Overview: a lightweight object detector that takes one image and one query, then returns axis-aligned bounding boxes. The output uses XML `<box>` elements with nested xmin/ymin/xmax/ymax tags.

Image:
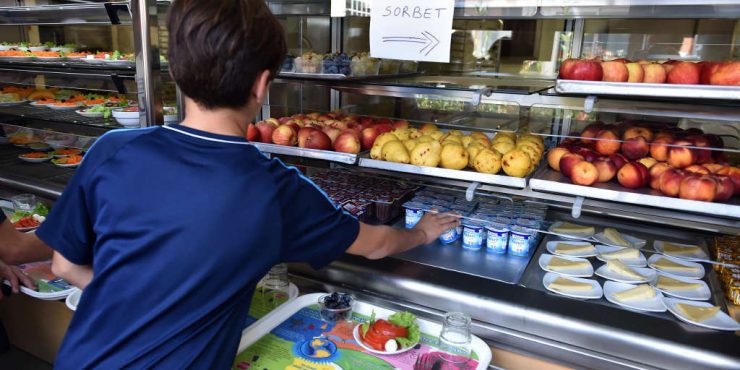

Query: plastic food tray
<box><xmin>234</xmin><ymin>293</ymin><xmax>492</xmax><ymax>370</ymax></box>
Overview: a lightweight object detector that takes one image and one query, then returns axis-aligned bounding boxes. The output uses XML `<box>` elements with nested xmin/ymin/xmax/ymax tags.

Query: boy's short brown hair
<box><xmin>167</xmin><ymin>0</ymin><xmax>286</xmax><ymax>110</ymax></box>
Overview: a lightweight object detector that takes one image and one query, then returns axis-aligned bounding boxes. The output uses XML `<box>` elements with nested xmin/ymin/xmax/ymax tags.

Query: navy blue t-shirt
<box><xmin>36</xmin><ymin>125</ymin><xmax>360</xmax><ymax>369</ymax></box>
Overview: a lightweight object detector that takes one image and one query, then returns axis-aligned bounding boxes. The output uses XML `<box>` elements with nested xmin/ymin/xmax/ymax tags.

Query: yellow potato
<box><xmin>473</xmin><ymin>149</ymin><xmax>502</xmax><ymax>174</ymax></box>
<box><xmin>502</xmin><ymin>149</ymin><xmax>532</xmax><ymax>177</ymax></box>
<box><xmin>492</xmin><ymin>140</ymin><xmax>515</xmax><ymax>155</ymax></box>
<box><xmin>382</xmin><ymin>141</ymin><xmax>410</xmax><ymax>164</ymax></box>
<box><xmin>403</xmin><ymin>139</ymin><xmax>418</xmax><ymax>152</ymax></box>
<box><xmin>440</xmin><ymin>143</ymin><xmax>469</xmax><ymax>170</ymax></box>
<box><xmin>370</xmin><ymin>133</ymin><xmax>400</xmax><ymax>159</ymax></box>
<box><xmin>410</xmin><ymin>142</ymin><xmax>441</xmax><ymax>167</ymax></box>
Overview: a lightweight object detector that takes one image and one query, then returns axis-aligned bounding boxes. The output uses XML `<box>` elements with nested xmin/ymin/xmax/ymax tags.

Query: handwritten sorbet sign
<box><xmin>370</xmin><ymin>0</ymin><xmax>455</xmax><ymax>63</ymax></box>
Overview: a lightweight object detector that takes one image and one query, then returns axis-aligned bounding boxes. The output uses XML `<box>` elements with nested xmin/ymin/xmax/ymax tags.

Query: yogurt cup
<box><xmin>508</xmin><ymin>221</ymin><xmax>535</xmax><ymax>257</ymax></box>
<box><xmin>486</xmin><ymin>219</ymin><xmax>510</xmax><ymax>254</ymax></box>
<box><xmin>403</xmin><ymin>202</ymin><xmax>425</xmax><ymax>229</ymax></box>
<box><xmin>462</xmin><ymin>221</ymin><xmax>485</xmax><ymax>250</ymax></box>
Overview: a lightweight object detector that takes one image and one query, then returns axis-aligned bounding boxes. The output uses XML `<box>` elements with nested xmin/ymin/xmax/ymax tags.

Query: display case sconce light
<box><xmin>472</xmin><ymin>87</ymin><xmax>494</xmax><ymax>106</ymax></box>
<box><xmin>584</xmin><ymin>95</ymin><xmax>597</xmax><ymax>113</ymax></box>
<box><xmin>465</xmin><ymin>181</ymin><xmax>481</xmax><ymax>202</ymax></box>
<box><xmin>572</xmin><ymin>196</ymin><xmax>585</xmax><ymax>219</ymax></box>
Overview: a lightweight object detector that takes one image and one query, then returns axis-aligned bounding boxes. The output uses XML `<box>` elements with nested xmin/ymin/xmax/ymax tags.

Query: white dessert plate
<box><xmin>538</xmin><ymin>254</ymin><xmax>593</xmax><ymax>277</ymax></box>
<box><xmin>542</xmin><ymin>272</ymin><xmax>602</xmax><ymax>300</ymax></box>
<box><xmin>596</xmin><ymin>245</ymin><xmax>647</xmax><ymax>267</ymax></box>
<box><xmin>663</xmin><ymin>298</ymin><xmax>740</xmax><ymax>331</ymax></box>
<box><xmin>647</xmin><ymin>254</ymin><xmax>705</xmax><ymax>279</ymax></box>
<box><xmin>547</xmin><ymin>221</ymin><xmax>595</xmax><ymax>240</ymax></box>
<box><xmin>18</xmin><ymin>154</ymin><xmax>51</xmax><ymax>163</ymax></box>
<box><xmin>603</xmin><ymin>281</ymin><xmax>666</xmax><ymax>312</ymax></box>
<box><xmin>595</xmin><ymin>264</ymin><xmax>656</xmax><ymax>284</ymax></box>
<box><xmin>649</xmin><ymin>272</ymin><xmax>711</xmax><ymax>301</ymax></box>
<box><xmin>653</xmin><ymin>240</ymin><xmax>710</xmax><ymax>262</ymax></box>
<box><xmin>546</xmin><ymin>240</ymin><xmax>597</xmax><ymax>258</ymax></box>
<box><xmin>594</xmin><ymin>231</ymin><xmax>646</xmax><ymax>249</ymax></box>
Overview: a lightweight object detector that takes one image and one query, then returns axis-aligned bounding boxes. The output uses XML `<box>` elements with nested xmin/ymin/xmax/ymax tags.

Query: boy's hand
<box><xmin>0</xmin><ymin>259</ymin><xmax>35</xmax><ymax>299</ymax></box>
<box><xmin>413</xmin><ymin>210</ymin><xmax>461</xmax><ymax>245</ymax></box>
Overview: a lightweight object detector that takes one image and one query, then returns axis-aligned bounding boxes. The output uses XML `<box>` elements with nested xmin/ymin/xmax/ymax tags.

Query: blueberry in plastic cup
<box><xmin>318</xmin><ymin>292</ymin><xmax>354</xmax><ymax>323</ymax></box>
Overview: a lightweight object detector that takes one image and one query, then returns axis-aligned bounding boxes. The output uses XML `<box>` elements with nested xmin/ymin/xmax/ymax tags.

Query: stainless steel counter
<box><xmin>289</xmin><ymin>212</ymin><xmax>740</xmax><ymax>370</ymax></box>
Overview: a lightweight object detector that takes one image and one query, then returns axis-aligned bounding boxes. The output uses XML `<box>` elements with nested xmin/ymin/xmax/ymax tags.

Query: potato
<box><xmin>382</xmin><ymin>141</ymin><xmax>410</xmax><ymax>164</ymax></box>
<box><xmin>473</xmin><ymin>148</ymin><xmax>502</xmax><ymax>174</ymax></box>
<box><xmin>371</xmin><ymin>133</ymin><xmax>400</xmax><ymax>159</ymax></box>
<box><xmin>502</xmin><ymin>149</ymin><xmax>532</xmax><ymax>177</ymax></box>
<box><xmin>392</xmin><ymin>128</ymin><xmax>411</xmax><ymax>141</ymax></box>
<box><xmin>411</xmin><ymin>142</ymin><xmax>441</xmax><ymax>167</ymax></box>
<box><xmin>492</xmin><ymin>140</ymin><xmax>515</xmax><ymax>155</ymax></box>
<box><xmin>440</xmin><ymin>143</ymin><xmax>468</xmax><ymax>170</ymax></box>
<box><xmin>403</xmin><ymin>139</ymin><xmax>418</xmax><ymax>152</ymax></box>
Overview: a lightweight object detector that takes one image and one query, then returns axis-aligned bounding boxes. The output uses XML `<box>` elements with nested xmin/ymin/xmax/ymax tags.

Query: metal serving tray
<box><xmin>250</xmin><ymin>143</ymin><xmax>360</xmax><ymax>165</ymax></box>
<box><xmin>358</xmin><ymin>155</ymin><xmax>528</xmax><ymax>189</ymax></box>
<box><xmin>556</xmin><ymin>79</ymin><xmax>740</xmax><ymax>101</ymax></box>
<box><xmin>529</xmin><ymin>166</ymin><xmax>740</xmax><ymax>219</ymax></box>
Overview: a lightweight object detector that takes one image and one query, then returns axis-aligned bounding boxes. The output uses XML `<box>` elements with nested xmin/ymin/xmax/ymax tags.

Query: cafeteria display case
<box><xmin>0</xmin><ymin>1</ymin><xmax>739</xmax><ymax>369</ymax></box>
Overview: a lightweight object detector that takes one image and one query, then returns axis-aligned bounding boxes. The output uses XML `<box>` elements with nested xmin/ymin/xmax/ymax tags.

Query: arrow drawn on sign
<box><xmin>382</xmin><ymin>31</ymin><xmax>440</xmax><ymax>56</ymax></box>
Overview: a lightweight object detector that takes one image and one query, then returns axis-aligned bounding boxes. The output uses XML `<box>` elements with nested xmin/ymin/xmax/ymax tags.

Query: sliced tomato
<box><xmin>372</xmin><ymin>319</ymin><xmax>408</xmax><ymax>338</ymax></box>
<box><xmin>361</xmin><ymin>329</ymin><xmax>387</xmax><ymax>350</ymax></box>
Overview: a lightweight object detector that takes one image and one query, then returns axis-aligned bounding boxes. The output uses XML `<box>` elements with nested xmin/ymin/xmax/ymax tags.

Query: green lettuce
<box><xmin>388</xmin><ymin>311</ymin><xmax>420</xmax><ymax>348</ymax></box>
<box><xmin>361</xmin><ymin>310</ymin><xmax>376</xmax><ymax>337</ymax></box>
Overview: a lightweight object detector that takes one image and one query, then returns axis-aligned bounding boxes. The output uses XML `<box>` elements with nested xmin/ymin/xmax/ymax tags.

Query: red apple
<box><xmin>649</xmin><ymin>137</ymin><xmax>673</xmax><ymax>162</ymax></box>
<box><xmin>610</xmin><ymin>58</ymin><xmax>631</xmax><ymax>64</ymax></box>
<box><xmin>374</xmin><ymin>123</ymin><xmax>393</xmax><ymax>135</ymax></box>
<box><xmin>547</xmin><ymin>147</ymin><xmax>571</xmax><ymax>171</ymax></box>
<box><xmin>360</xmin><ymin>127</ymin><xmax>380</xmax><ymax>151</ymax></box>
<box><xmin>559</xmin><ymin>59</ymin><xmax>578</xmax><ymax>79</ymax></box>
<box><xmin>679</xmin><ymin>174</ymin><xmax>717</xmax><ymax>202</ymax></box>
<box><xmin>609</xmin><ymin>153</ymin><xmax>629</xmax><ymax>170</ymax></box>
<box><xmin>392</xmin><ymin>120</ymin><xmax>410</xmax><ymax>129</ymax></box>
<box><xmin>277</xmin><ymin>117</ymin><xmax>291</xmax><ymax>125</ymax></box>
<box><xmin>642</xmin><ymin>64</ymin><xmax>667</xmax><ymax>83</ymax></box>
<box><xmin>334</xmin><ymin>131</ymin><xmax>361</xmax><ymax>154</ymax></box>
<box><xmin>559</xmin><ymin>153</ymin><xmax>585</xmax><ymax>178</ymax></box>
<box><xmin>306</xmin><ymin>112</ymin><xmax>320</xmax><ymax>120</ymax></box>
<box><xmin>617</xmin><ymin>162</ymin><xmax>645</xmax><ymax>189</ymax></box>
<box><xmin>659</xmin><ymin>168</ymin><xmax>685</xmax><ymax>197</ymax></box>
<box><xmin>621</xmin><ymin>136</ymin><xmax>650</xmax><ymax>160</ymax></box>
<box><xmin>285</xmin><ymin>121</ymin><xmax>300</xmax><ymax>134</ymax></box>
<box><xmin>662</xmin><ymin>60</ymin><xmax>681</xmax><ymax>73</ymax></box>
<box><xmin>322</xmin><ymin>127</ymin><xmax>341</xmax><ymax>144</ymax></box>
<box><xmin>360</xmin><ymin>117</ymin><xmax>374</xmax><ymax>127</ymax></box>
<box><xmin>649</xmin><ymin>162</ymin><xmax>672</xmax><ymax>190</ymax></box>
<box><xmin>246</xmin><ymin>123</ymin><xmax>259</xmax><ymax>142</ymax></box>
<box><xmin>594</xmin><ymin>130</ymin><xmax>621</xmax><ymax>156</ymax></box>
<box><xmin>303</xmin><ymin>130</ymin><xmax>332</xmax><ymax>150</ymax></box>
<box><xmin>264</xmin><ymin>117</ymin><xmax>280</xmax><ymax>126</ymax></box>
<box><xmin>709</xmin><ymin>61</ymin><xmax>740</xmax><ymax>86</ymax></box>
<box><xmin>568</xmin><ymin>60</ymin><xmax>603</xmax><ymax>81</ymax></box>
<box><xmin>667</xmin><ymin>62</ymin><xmax>701</xmax><ymax>84</ymax></box>
<box><xmin>255</xmin><ymin>121</ymin><xmax>277</xmax><ymax>144</ymax></box>
<box><xmin>714</xmin><ymin>175</ymin><xmax>735</xmax><ymax>201</ymax></box>
<box><xmin>593</xmin><ymin>157</ymin><xmax>617</xmax><ymax>182</ymax></box>
<box><xmin>668</xmin><ymin>139</ymin><xmax>696</xmax><ymax>168</ymax></box>
<box><xmin>625</xmin><ymin>63</ymin><xmax>644</xmax><ymax>83</ymax></box>
<box><xmin>272</xmin><ymin>125</ymin><xmax>297</xmax><ymax>146</ymax></box>
<box><xmin>297</xmin><ymin>127</ymin><xmax>318</xmax><ymax>148</ymax></box>
<box><xmin>571</xmin><ymin>161</ymin><xmax>599</xmax><ymax>186</ymax></box>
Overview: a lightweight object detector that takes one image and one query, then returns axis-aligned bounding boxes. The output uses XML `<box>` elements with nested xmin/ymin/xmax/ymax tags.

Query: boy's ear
<box><xmin>252</xmin><ymin>70</ymin><xmax>271</xmax><ymax>106</ymax></box>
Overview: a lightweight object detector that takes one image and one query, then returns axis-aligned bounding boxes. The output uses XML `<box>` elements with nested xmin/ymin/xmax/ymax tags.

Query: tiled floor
<box><xmin>0</xmin><ymin>347</ymin><xmax>52</xmax><ymax>370</ymax></box>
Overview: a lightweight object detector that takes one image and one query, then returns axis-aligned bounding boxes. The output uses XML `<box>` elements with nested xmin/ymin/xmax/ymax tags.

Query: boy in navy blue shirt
<box><xmin>1</xmin><ymin>0</ymin><xmax>459</xmax><ymax>368</ymax></box>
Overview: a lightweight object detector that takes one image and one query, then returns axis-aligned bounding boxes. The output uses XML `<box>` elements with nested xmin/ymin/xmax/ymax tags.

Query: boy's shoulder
<box><xmin>81</xmin><ymin>127</ymin><xmax>160</xmax><ymax>169</ymax></box>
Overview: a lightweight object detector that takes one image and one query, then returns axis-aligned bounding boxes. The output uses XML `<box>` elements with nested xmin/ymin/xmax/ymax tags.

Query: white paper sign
<box><xmin>370</xmin><ymin>0</ymin><xmax>454</xmax><ymax>63</ymax></box>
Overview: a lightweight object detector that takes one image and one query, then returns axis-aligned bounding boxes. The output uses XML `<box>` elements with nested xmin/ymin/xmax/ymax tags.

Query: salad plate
<box><xmin>75</xmin><ymin>109</ymin><xmax>104</xmax><ymax>118</ymax></box>
<box><xmin>353</xmin><ymin>311</ymin><xmax>420</xmax><ymax>355</ymax></box>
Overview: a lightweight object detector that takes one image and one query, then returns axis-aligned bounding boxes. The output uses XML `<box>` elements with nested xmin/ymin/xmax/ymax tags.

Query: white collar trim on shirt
<box><xmin>163</xmin><ymin>125</ymin><xmax>251</xmax><ymax>145</ymax></box>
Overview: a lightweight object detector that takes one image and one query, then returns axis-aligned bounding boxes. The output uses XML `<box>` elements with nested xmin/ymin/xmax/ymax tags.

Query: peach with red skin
<box><xmin>623</xmin><ymin>126</ymin><xmax>654</xmax><ymax>142</ymax></box>
<box><xmin>571</xmin><ymin>161</ymin><xmax>600</xmax><ymax>186</ymax></box>
<box><xmin>594</xmin><ymin>130</ymin><xmax>621</xmax><ymax>156</ymax></box>
<box><xmin>576</xmin><ymin>148</ymin><xmax>600</xmax><ymax>163</ymax></box>
<box><xmin>637</xmin><ymin>157</ymin><xmax>658</xmax><ymax>169</ymax></box>
<box><xmin>714</xmin><ymin>175</ymin><xmax>735</xmax><ymax>201</ymax></box>
<box><xmin>686</xmin><ymin>135</ymin><xmax>713</xmax><ymax>164</ymax></box>
<box><xmin>621</xmin><ymin>136</ymin><xmax>650</xmax><ymax>160</ymax></box>
<box><xmin>593</xmin><ymin>157</ymin><xmax>618</xmax><ymax>182</ymax></box>
<box><xmin>662</xmin><ymin>60</ymin><xmax>681</xmax><ymax>73</ymax></box>
<box><xmin>659</xmin><ymin>168</ymin><xmax>685</xmax><ymax>197</ymax></box>
<box><xmin>649</xmin><ymin>137</ymin><xmax>673</xmax><ymax>162</ymax></box>
<box><xmin>679</xmin><ymin>174</ymin><xmax>717</xmax><ymax>202</ymax></box>
<box><xmin>684</xmin><ymin>165</ymin><xmax>710</xmax><ymax>175</ymax></box>
<box><xmin>609</xmin><ymin>153</ymin><xmax>629</xmax><ymax>170</ymax></box>
<box><xmin>580</xmin><ymin>122</ymin><xmax>606</xmax><ymax>146</ymax></box>
<box><xmin>617</xmin><ymin>162</ymin><xmax>645</xmax><ymax>189</ymax></box>
<box><xmin>704</xmin><ymin>164</ymin><xmax>725</xmax><ymax>174</ymax></box>
<box><xmin>601</xmin><ymin>61</ymin><xmax>629</xmax><ymax>82</ymax></box>
<box><xmin>649</xmin><ymin>162</ymin><xmax>672</xmax><ymax>190</ymax></box>
<box><xmin>709</xmin><ymin>61</ymin><xmax>740</xmax><ymax>86</ymax></box>
<box><xmin>559</xmin><ymin>153</ymin><xmax>585</xmax><ymax>178</ymax></box>
<box><xmin>667</xmin><ymin>139</ymin><xmax>696</xmax><ymax>169</ymax></box>
<box><xmin>717</xmin><ymin>167</ymin><xmax>740</xmax><ymax>196</ymax></box>
<box><xmin>667</xmin><ymin>62</ymin><xmax>701</xmax><ymax>84</ymax></box>
<box><xmin>635</xmin><ymin>162</ymin><xmax>650</xmax><ymax>187</ymax></box>
<box><xmin>547</xmin><ymin>147</ymin><xmax>571</xmax><ymax>171</ymax></box>
<box><xmin>264</xmin><ymin>118</ymin><xmax>280</xmax><ymax>126</ymax></box>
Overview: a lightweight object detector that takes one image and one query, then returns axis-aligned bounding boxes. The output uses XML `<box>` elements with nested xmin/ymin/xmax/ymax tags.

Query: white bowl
<box><xmin>112</xmin><ymin>109</ymin><xmax>140</xmax><ymax>127</ymax></box>
<box><xmin>28</xmin><ymin>46</ymin><xmax>48</xmax><ymax>52</ymax></box>
<box><xmin>45</xmin><ymin>136</ymin><xmax>77</xmax><ymax>149</ymax></box>
<box><xmin>0</xmin><ymin>45</ymin><xmax>13</xmax><ymax>51</ymax></box>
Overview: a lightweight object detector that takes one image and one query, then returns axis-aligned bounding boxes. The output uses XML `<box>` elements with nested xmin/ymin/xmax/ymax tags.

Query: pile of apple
<box><xmin>559</xmin><ymin>58</ymin><xmax>739</xmax><ymax>85</ymax></box>
<box><xmin>547</xmin><ymin>122</ymin><xmax>739</xmax><ymax>203</ymax></box>
<box><xmin>370</xmin><ymin>124</ymin><xmax>545</xmax><ymax>178</ymax></box>
<box><xmin>247</xmin><ymin>113</ymin><xmax>408</xmax><ymax>154</ymax></box>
